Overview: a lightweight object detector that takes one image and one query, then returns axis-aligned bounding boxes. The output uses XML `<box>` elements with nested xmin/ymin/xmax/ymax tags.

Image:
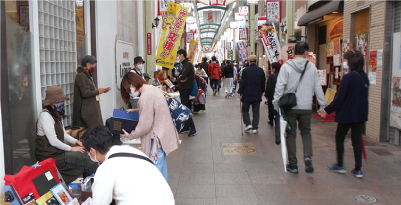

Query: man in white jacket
<box><xmin>82</xmin><ymin>125</ymin><xmax>175</xmax><ymax>205</ymax></box>
<box><xmin>273</xmin><ymin>42</ymin><xmax>327</xmax><ymax>174</ymax></box>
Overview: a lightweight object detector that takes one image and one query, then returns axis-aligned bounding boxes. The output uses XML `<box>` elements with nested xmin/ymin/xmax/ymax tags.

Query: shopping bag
<box><xmin>278</xmin><ymin>109</ymin><xmax>288</xmax><ymax>172</ymax></box>
<box><xmin>166</xmin><ymin>97</ymin><xmax>192</xmax><ymax>132</ymax></box>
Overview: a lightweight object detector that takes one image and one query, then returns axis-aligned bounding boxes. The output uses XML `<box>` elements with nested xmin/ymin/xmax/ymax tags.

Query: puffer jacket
<box><xmin>208</xmin><ymin>62</ymin><xmax>222</xmax><ymax>80</ymax></box>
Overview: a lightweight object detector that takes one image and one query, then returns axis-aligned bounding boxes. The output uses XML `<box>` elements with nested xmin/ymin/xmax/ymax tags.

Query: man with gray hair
<box><xmin>273</xmin><ymin>42</ymin><xmax>327</xmax><ymax>174</ymax></box>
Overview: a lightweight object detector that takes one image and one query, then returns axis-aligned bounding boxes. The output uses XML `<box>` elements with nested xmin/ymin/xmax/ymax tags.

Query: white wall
<box><xmin>96</xmin><ymin>1</ymin><xmax>119</xmax><ymax>122</ymax></box>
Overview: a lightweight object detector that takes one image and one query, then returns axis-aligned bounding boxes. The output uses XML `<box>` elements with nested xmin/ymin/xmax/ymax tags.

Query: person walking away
<box><xmin>120</xmin><ymin>73</ymin><xmax>180</xmax><ymax>180</ymax></box>
<box><xmin>231</xmin><ymin>60</ymin><xmax>239</xmax><ymax>97</ymax></box>
<box><xmin>208</xmin><ymin>56</ymin><xmax>222</xmax><ymax>96</ymax></box>
<box><xmin>73</xmin><ymin>55</ymin><xmax>111</xmax><ymax>128</ymax></box>
<box><xmin>264</xmin><ymin>62</ymin><xmax>281</xmax><ymax>126</ymax></box>
<box><xmin>273</xmin><ymin>42</ymin><xmax>327</xmax><ymax>174</ymax></box>
<box><xmin>132</xmin><ymin>56</ymin><xmax>146</xmax><ymax>77</ymax></box>
<box><xmin>176</xmin><ymin>49</ymin><xmax>197</xmax><ymax>137</ymax></box>
<box><xmin>222</xmin><ymin>60</ymin><xmax>234</xmax><ymax>98</ymax></box>
<box><xmin>83</xmin><ymin>125</ymin><xmax>175</xmax><ymax>205</ymax></box>
<box><xmin>201</xmin><ymin>57</ymin><xmax>209</xmax><ymax>84</ymax></box>
<box><xmin>318</xmin><ymin>50</ymin><xmax>369</xmax><ymax>179</ymax></box>
<box><xmin>238</xmin><ymin>55</ymin><xmax>266</xmax><ymax>134</ymax></box>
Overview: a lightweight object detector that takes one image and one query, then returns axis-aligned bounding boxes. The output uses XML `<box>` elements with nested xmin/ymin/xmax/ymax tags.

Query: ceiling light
<box><xmin>233</xmin><ymin>2</ymin><xmax>236</xmax><ymax>8</ymax></box>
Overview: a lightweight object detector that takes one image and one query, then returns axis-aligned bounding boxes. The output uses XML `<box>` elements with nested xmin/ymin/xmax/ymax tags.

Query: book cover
<box><xmin>32</xmin><ymin>169</ymin><xmax>58</xmax><ymax>196</ymax></box>
<box><xmin>109</xmin><ymin>117</ymin><xmax>138</xmax><ymax>134</ymax></box>
<box><xmin>50</xmin><ymin>183</ymin><xmax>73</xmax><ymax>205</ymax></box>
<box><xmin>113</xmin><ymin>109</ymin><xmax>139</xmax><ymax>121</ymax></box>
<box><xmin>36</xmin><ymin>191</ymin><xmax>60</xmax><ymax>205</ymax></box>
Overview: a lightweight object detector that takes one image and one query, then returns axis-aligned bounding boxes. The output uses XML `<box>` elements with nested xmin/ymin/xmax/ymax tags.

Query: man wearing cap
<box><xmin>132</xmin><ymin>56</ymin><xmax>146</xmax><ymax>77</ymax></box>
<box><xmin>238</xmin><ymin>55</ymin><xmax>266</xmax><ymax>134</ymax></box>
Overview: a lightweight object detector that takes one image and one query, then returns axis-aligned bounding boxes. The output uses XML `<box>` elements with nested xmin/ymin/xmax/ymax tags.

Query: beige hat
<box><xmin>43</xmin><ymin>86</ymin><xmax>69</xmax><ymax>106</ymax></box>
<box><xmin>248</xmin><ymin>55</ymin><xmax>257</xmax><ymax>62</ymax></box>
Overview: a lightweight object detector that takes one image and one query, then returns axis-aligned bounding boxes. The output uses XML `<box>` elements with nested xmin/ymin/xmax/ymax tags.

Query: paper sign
<box><xmin>247</xmin><ymin>0</ymin><xmax>259</xmax><ymax>5</ymax></box>
<box><xmin>317</xmin><ymin>69</ymin><xmax>327</xmax><ymax>86</ymax></box>
<box><xmin>369</xmin><ymin>50</ymin><xmax>377</xmax><ymax>72</ymax></box>
<box><xmin>267</xmin><ymin>2</ymin><xmax>280</xmax><ymax>23</ymax></box>
<box><xmin>327</xmin><ymin>42</ymin><xmax>334</xmax><ymax>57</ymax></box>
<box><xmin>239</xmin><ymin>28</ymin><xmax>248</xmax><ymax>40</ymax></box>
<box><xmin>45</xmin><ymin>171</ymin><xmax>54</xmax><ymax>181</ymax></box>
<box><xmin>369</xmin><ymin>72</ymin><xmax>377</xmax><ymax>85</ymax></box>
<box><xmin>334</xmin><ymin>54</ymin><xmax>341</xmax><ymax>66</ymax></box>
<box><xmin>239</xmin><ymin>6</ymin><xmax>248</xmax><ymax>16</ymax></box>
<box><xmin>335</xmin><ymin>67</ymin><xmax>339</xmax><ymax>79</ymax></box>
<box><xmin>377</xmin><ymin>49</ymin><xmax>383</xmax><ymax>67</ymax></box>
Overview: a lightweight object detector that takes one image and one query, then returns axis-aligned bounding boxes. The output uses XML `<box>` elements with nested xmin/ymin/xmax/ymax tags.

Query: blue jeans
<box><xmin>150</xmin><ymin>138</ymin><xmax>168</xmax><ymax>181</ymax></box>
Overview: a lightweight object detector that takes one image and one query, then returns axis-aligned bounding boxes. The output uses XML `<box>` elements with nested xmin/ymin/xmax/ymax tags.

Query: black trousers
<box><xmin>179</xmin><ymin>89</ymin><xmax>196</xmax><ymax>130</ymax></box>
<box><xmin>335</xmin><ymin>122</ymin><xmax>364</xmax><ymax>171</ymax></box>
<box><xmin>210</xmin><ymin>79</ymin><xmax>219</xmax><ymax>91</ymax></box>
<box><xmin>242</xmin><ymin>101</ymin><xmax>261</xmax><ymax>130</ymax></box>
<box><xmin>267</xmin><ymin>99</ymin><xmax>276</xmax><ymax>122</ymax></box>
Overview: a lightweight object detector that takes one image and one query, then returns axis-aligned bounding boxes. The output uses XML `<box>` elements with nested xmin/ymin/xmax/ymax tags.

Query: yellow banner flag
<box><xmin>188</xmin><ymin>40</ymin><xmax>198</xmax><ymax>64</ymax></box>
<box><xmin>155</xmin><ymin>2</ymin><xmax>188</xmax><ymax>69</ymax></box>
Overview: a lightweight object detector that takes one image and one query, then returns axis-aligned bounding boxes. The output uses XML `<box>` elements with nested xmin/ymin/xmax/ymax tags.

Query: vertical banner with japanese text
<box><xmin>259</xmin><ymin>25</ymin><xmax>281</xmax><ymax>63</ymax></box>
<box><xmin>155</xmin><ymin>2</ymin><xmax>188</xmax><ymax>69</ymax></box>
<box><xmin>237</xmin><ymin>41</ymin><xmax>249</xmax><ymax>66</ymax></box>
<box><xmin>188</xmin><ymin>40</ymin><xmax>199</xmax><ymax>63</ymax></box>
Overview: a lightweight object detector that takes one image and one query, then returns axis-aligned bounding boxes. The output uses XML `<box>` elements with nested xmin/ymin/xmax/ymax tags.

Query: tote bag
<box><xmin>166</xmin><ymin>97</ymin><xmax>192</xmax><ymax>132</ymax></box>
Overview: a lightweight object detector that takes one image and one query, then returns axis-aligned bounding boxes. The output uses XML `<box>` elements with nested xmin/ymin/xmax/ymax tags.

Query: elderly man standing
<box><xmin>238</xmin><ymin>55</ymin><xmax>266</xmax><ymax>134</ymax></box>
<box><xmin>273</xmin><ymin>42</ymin><xmax>327</xmax><ymax>174</ymax></box>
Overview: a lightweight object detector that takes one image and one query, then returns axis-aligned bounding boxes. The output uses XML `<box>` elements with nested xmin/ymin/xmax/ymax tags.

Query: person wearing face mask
<box><xmin>82</xmin><ymin>125</ymin><xmax>175</xmax><ymax>205</ymax></box>
<box><xmin>132</xmin><ymin>56</ymin><xmax>146</xmax><ymax>77</ymax></box>
<box><xmin>155</xmin><ymin>67</ymin><xmax>170</xmax><ymax>86</ymax></box>
<box><xmin>273</xmin><ymin>42</ymin><xmax>327</xmax><ymax>174</ymax></box>
<box><xmin>318</xmin><ymin>50</ymin><xmax>369</xmax><ymax>179</ymax></box>
<box><xmin>36</xmin><ymin>86</ymin><xmax>98</xmax><ymax>185</ymax></box>
<box><xmin>120</xmin><ymin>72</ymin><xmax>179</xmax><ymax>180</ymax></box>
<box><xmin>73</xmin><ymin>55</ymin><xmax>111</xmax><ymax>128</ymax></box>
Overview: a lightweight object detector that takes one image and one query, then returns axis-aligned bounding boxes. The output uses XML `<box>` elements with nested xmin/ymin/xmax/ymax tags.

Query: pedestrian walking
<box><xmin>264</xmin><ymin>62</ymin><xmax>281</xmax><ymax>126</ymax></box>
<box><xmin>222</xmin><ymin>60</ymin><xmax>234</xmax><ymax>98</ymax></box>
<box><xmin>318</xmin><ymin>50</ymin><xmax>369</xmax><ymax>179</ymax></box>
<box><xmin>208</xmin><ymin>56</ymin><xmax>222</xmax><ymax>96</ymax></box>
<box><xmin>273</xmin><ymin>42</ymin><xmax>327</xmax><ymax>174</ymax></box>
<box><xmin>231</xmin><ymin>60</ymin><xmax>239</xmax><ymax>97</ymax></box>
<box><xmin>201</xmin><ymin>57</ymin><xmax>209</xmax><ymax>84</ymax></box>
<box><xmin>238</xmin><ymin>55</ymin><xmax>266</xmax><ymax>134</ymax></box>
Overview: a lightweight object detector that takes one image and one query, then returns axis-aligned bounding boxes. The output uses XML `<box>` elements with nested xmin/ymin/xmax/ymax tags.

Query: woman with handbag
<box><xmin>120</xmin><ymin>72</ymin><xmax>179</xmax><ymax>181</ymax></box>
<box><xmin>318</xmin><ymin>50</ymin><xmax>369</xmax><ymax>179</ymax></box>
<box><xmin>36</xmin><ymin>86</ymin><xmax>98</xmax><ymax>185</ymax></box>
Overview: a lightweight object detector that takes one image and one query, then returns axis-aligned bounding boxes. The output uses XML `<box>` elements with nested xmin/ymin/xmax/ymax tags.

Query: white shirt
<box><xmin>36</xmin><ymin>111</ymin><xmax>77</xmax><ymax>151</ymax></box>
<box><xmin>92</xmin><ymin>146</ymin><xmax>175</xmax><ymax>205</ymax></box>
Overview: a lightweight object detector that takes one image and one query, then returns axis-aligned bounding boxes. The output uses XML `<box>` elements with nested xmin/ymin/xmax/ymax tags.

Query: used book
<box><xmin>109</xmin><ymin>109</ymin><xmax>139</xmax><ymax>134</ymax></box>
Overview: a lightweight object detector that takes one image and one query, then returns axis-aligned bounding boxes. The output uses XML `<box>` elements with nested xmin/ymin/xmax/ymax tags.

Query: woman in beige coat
<box><xmin>121</xmin><ymin>72</ymin><xmax>179</xmax><ymax>181</ymax></box>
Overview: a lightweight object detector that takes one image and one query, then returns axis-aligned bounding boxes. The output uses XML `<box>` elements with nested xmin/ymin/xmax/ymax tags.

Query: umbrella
<box><xmin>361</xmin><ymin>134</ymin><xmax>367</xmax><ymax>163</ymax></box>
<box><xmin>279</xmin><ymin>109</ymin><xmax>289</xmax><ymax>172</ymax></box>
<box><xmin>275</xmin><ymin>111</ymin><xmax>281</xmax><ymax>145</ymax></box>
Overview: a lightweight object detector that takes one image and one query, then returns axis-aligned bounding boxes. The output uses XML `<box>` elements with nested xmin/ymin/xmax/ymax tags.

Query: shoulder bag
<box><xmin>279</xmin><ymin>61</ymin><xmax>309</xmax><ymax>111</ymax></box>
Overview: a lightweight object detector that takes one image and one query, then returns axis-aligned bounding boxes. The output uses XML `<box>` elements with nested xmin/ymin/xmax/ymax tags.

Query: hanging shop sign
<box><xmin>147</xmin><ymin>33</ymin><xmax>152</xmax><ymax>55</ymax></box>
<box><xmin>239</xmin><ymin>28</ymin><xmax>248</xmax><ymax>40</ymax></box>
<box><xmin>259</xmin><ymin>25</ymin><xmax>281</xmax><ymax>63</ymax></box>
<box><xmin>187</xmin><ymin>16</ymin><xmax>196</xmax><ymax>24</ymax></box>
<box><xmin>209</xmin><ymin>0</ymin><xmax>226</xmax><ymax>6</ymax></box>
<box><xmin>330</xmin><ymin>19</ymin><xmax>343</xmax><ymax>39</ymax></box>
<box><xmin>116</xmin><ymin>40</ymin><xmax>134</xmax><ymax>89</ymax></box>
<box><xmin>188</xmin><ymin>40</ymin><xmax>199</xmax><ymax>63</ymax></box>
<box><xmin>287</xmin><ymin>46</ymin><xmax>294</xmax><ymax>60</ymax></box>
<box><xmin>239</xmin><ymin>6</ymin><xmax>249</xmax><ymax>16</ymax></box>
<box><xmin>203</xmin><ymin>11</ymin><xmax>221</xmax><ymax>24</ymax></box>
<box><xmin>237</xmin><ymin>41</ymin><xmax>249</xmax><ymax>66</ymax></box>
<box><xmin>266</xmin><ymin>1</ymin><xmax>280</xmax><ymax>23</ymax></box>
<box><xmin>158</xmin><ymin>0</ymin><xmax>176</xmax><ymax>15</ymax></box>
<box><xmin>155</xmin><ymin>2</ymin><xmax>188</xmax><ymax>69</ymax></box>
<box><xmin>247</xmin><ymin>0</ymin><xmax>259</xmax><ymax>5</ymax></box>
<box><xmin>257</xmin><ymin>16</ymin><xmax>267</xmax><ymax>27</ymax></box>
<box><xmin>187</xmin><ymin>32</ymin><xmax>194</xmax><ymax>42</ymax></box>
<box><xmin>235</xmin><ymin>13</ymin><xmax>242</xmax><ymax>21</ymax></box>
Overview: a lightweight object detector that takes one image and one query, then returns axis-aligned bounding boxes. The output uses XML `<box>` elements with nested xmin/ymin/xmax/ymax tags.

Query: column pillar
<box><xmin>249</xmin><ymin>5</ymin><xmax>256</xmax><ymax>55</ymax></box>
<box><xmin>145</xmin><ymin>0</ymin><xmax>154</xmax><ymax>75</ymax></box>
<box><xmin>286</xmin><ymin>0</ymin><xmax>295</xmax><ymax>41</ymax></box>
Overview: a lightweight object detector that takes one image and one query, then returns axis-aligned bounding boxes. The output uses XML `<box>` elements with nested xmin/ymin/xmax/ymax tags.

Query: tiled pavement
<box><xmin>167</xmin><ymin>91</ymin><xmax>401</xmax><ymax>205</ymax></box>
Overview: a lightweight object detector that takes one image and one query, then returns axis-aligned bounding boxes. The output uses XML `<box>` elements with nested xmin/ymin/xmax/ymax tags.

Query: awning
<box><xmin>298</xmin><ymin>0</ymin><xmax>343</xmax><ymax>26</ymax></box>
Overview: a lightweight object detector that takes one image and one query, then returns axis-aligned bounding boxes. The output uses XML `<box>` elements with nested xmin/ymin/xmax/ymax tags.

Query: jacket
<box><xmin>264</xmin><ymin>71</ymin><xmax>279</xmax><ymax>100</ymax></box>
<box><xmin>324</xmin><ymin>71</ymin><xmax>369</xmax><ymax>123</ymax></box>
<box><xmin>178</xmin><ymin>58</ymin><xmax>195</xmax><ymax>90</ymax></box>
<box><xmin>208</xmin><ymin>62</ymin><xmax>222</xmax><ymax>79</ymax></box>
<box><xmin>272</xmin><ymin>58</ymin><xmax>327</xmax><ymax>110</ymax></box>
<box><xmin>126</xmin><ymin>85</ymin><xmax>179</xmax><ymax>158</ymax></box>
<box><xmin>201</xmin><ymin>61</ymin><xmax>209</xmax><ymax>75</ymax></box>
<box><xmin>238</xmin><ymin>64</ymin><xmax>266</xmax><ymax>102</ymax></box>
<box><xmin>222</xmin><ymin>65</ymin><xmax>234</xmax><ymax>78</ymax></box>
<box><xmin>72</xmin><ymin>67</ymin><xmax>103</xmax><ymax>128</ymax></box>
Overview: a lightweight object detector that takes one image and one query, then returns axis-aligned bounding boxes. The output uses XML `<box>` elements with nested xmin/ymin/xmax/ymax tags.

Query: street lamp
<box><xmin>152</xmin><ymin>17</ymin><xmax>160</xmax><ymax>28</ymax></box>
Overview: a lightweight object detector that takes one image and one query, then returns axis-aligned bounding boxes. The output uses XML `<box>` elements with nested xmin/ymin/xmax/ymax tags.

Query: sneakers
<box><xmin>286</xmin><ymin>164</ymin><xmax>298</xmax><ymax>173</ymax></box>
<box><xmin>351</xmin><ymin>169</ymin><xmax>363</xmax><ymax>179</ymax></box>
<box><xmin>198</xmin><ymin>110</ymin><xmax>204</xmax><ymax>114</ymax></box>
<box><xmin>328</xmin><ymin>164</ymin><xmax>346</xmax><ymax>174</ymax></box>
<box><xmin>245</xmin><ymin>125</ymin><xmax>252</xmax><ymax>132</ymax></box>
<box><xmin>213</xmin><ymin>89</ymin><xmax>217</xmax><ymax>96</ymax></box>
<box><xmin>268</xmin><ymin>121</ymin><xmax>274</xmax><ymax>126</ymax></box>
<box><xmin>304</xmin><ymin>155</ymin><xmax>314</xmax><ymax>173</ymax></box>
<box><xmin>252</xmin><ymin>129</ymin><xmax>258</xmax><ymax>134</ymax></box>
<box><xmin>188</xmin><ymin>129</ymin><xmax>197</xmax><ymax>137</ymax></box>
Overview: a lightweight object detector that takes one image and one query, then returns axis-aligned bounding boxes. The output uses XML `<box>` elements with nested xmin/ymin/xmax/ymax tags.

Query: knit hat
<box><xmin>43</xmin><ymin>86</ymin><xmax>69</xmax><ymax>106</ymax></box>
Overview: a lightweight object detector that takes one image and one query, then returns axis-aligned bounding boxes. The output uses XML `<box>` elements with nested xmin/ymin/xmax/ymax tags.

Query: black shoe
<box><xmin>286</xmin><ymin>164</ymin><xmax>298</xmax><ymax>173</ymax></box>
<box><xmin>304</xmin><ymin>155</ymin><xmax>314</xmax><ymax>173</ymax></box>
<box><xmin>268</xmin><ymin>121</ymin><xmax>274</xmax><ymax>126</ymax></box>
<box><xmin>188</xmin><ymin>129</ymin><xmax>197</xmax><ymax>137</ymax></box>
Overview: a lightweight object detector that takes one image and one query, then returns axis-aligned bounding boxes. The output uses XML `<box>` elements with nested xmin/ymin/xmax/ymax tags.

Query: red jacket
<box><xmin>208</xmin><ymin>63</ymin><xmax>222</xmax><ymax>80</ymax></box>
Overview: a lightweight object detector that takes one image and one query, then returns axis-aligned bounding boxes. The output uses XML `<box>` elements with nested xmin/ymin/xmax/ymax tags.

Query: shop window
<box><xmin>319</xmin><ymin>25</ymin><xmax>327</xmax><ymax>45</ymax></box>
<box><xmin>5</xmin><ymin>0</ymin><xmax>37</xmax><ymax>173</ymax></box>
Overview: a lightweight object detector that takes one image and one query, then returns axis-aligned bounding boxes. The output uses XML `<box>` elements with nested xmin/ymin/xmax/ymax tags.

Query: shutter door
<box><xmin>395</xmin><ymin>1</ymin><xmax>401</xmax><ymax>32</ymax></box>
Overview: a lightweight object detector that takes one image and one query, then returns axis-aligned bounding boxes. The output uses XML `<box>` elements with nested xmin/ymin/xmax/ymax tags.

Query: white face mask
<box><xmin>342</xmin><ymin>62</ymin><xmax>349</xmax><ymax>69</ymax></box>
<box><xmin>233</xmin><ymin>63</ymin><xmax>237</xmax><ymax>65</ymax></box>
<box><xmin>88</xmin><ymin>149</ymin><xmax>99</xmax><ymax>163</ymax></box>
<box><xmin>137</xmin><ymin>64</ymin><xmax>144</xmax><ymax>72</ymax></box>
<box><xmin>129</xmin><ymin>86</ymin><xmax>140</xmax><ymax>98</ymax></box>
